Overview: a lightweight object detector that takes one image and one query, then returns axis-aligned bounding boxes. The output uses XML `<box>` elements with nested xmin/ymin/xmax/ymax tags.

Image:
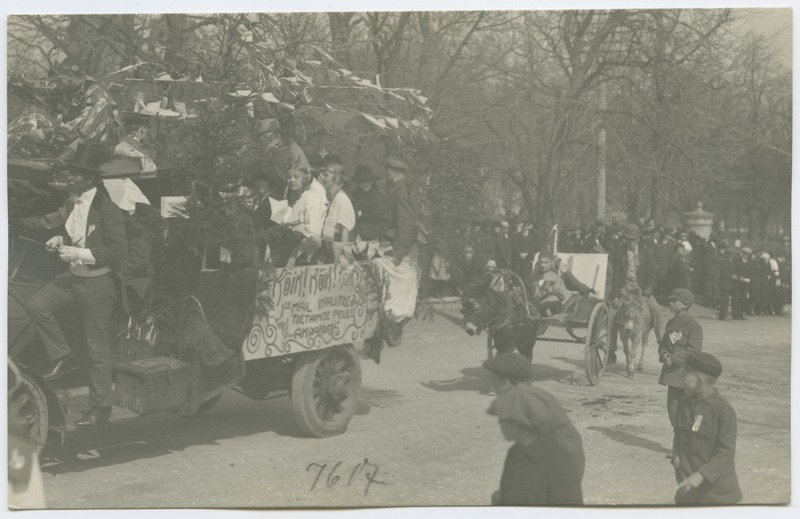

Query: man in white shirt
<box><xmin>25</xmin><ymin>144</ymin><xmax>128</xmax><ymax>427</ymax></box>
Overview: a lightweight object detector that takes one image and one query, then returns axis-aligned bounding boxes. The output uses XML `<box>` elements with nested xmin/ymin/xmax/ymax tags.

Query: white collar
<box><xmin>75</xmin><ymin>187</ymin><xmax>98</xmax><ymax>205</ymax></box>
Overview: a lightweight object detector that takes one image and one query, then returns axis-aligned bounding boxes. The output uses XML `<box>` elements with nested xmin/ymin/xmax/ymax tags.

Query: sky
<box><xmin>736</xmin><ymin>7</ymin><xmax>793</xmax><ymax>68</ymax></box>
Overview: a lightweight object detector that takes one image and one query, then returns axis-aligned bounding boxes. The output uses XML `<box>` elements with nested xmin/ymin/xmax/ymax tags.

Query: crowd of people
<box><xmin>440</xmin><ymin>216</ymin><xmax>791</xmax><ymax>320</ymax></box>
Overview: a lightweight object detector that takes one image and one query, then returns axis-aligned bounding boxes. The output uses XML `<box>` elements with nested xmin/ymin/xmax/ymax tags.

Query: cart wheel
<box><xmin>10</xmin><ymin>369</ymin><xmax>50</xmax><ymax>448</ymax></box>
<box><xmin>486</xmin><ymin>331</ymin><xmax>494</xmax><ymax>359</ymax></box>
<box><xmin>196</xmin><ymin>393</ymin><xmax>222</xmax><ymax>415</ymax></box>
<box><xmin>291</xmin><ymin>345</ymin><xmax>361</xmax><ymax>437</ymax></box>
<box><xmin>584</xmin><ymin>303</ymin><xmax>610</xmax><ymax>385</ymax></box>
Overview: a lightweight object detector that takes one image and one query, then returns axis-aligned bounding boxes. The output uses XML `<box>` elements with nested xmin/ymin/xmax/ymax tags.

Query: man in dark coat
<box><xmin>25</xmin><ymin>144</ymin><xmax>128</xmax><ymax>427</ymax></box>
<box><xmin>658</xmin><ymin>288</ymin><xmax>703</xmax><ymax>430</ymax></box>
<box><xmin>488</xmin><ymin>385</ymin><xmax>584</xmax><ymax>506</ymax></box>
<box><xmin>608</xmin><ymin>224</ymin><xmax>662</xmax><ymax>363</ymax></box>
<box><xmin>672</xmin><ymin>352</ymin><xmax>742</xmax><ymax>504</ymax></box>
<box><xmin>717</xmin><ymin>245</ymin><xmax>734</xmax><ymax>320</ymax></box>
<box><xmin>731</xmin><ymin>247</ymin><xmax>752</xmax><ymax>320</ymax></box>
<box><xmin>350</xmin><ymin>164</ymin><xmax>392</xmax><ymax>242</ymax></box>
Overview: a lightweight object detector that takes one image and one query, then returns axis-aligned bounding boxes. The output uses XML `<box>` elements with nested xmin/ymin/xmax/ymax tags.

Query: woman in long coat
<box><xmin>489</xmin><ymin>385</ymin><xmax>585</xmax><ymax>506</ymax></box>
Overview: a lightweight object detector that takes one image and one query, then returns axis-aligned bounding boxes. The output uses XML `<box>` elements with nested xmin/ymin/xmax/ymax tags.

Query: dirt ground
<box><xmin>36</xmin><ymin>302</ymin><xmax>791</xmax><ymax>510</ymax></box>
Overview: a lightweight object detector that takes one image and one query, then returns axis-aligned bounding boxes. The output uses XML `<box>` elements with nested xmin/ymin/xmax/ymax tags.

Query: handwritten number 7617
<box><xmin>306</xmin><ymin>458</ymin><xmax>387</xmax><ymax>496</ymax></box>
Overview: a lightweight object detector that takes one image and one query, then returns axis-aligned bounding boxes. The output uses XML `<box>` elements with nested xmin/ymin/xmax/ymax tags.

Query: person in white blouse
<box><xmin>318</xmin><ymin>164</ymin><xmax>356</xmax><ymax>243</ymax></box>
<box><xmin>280</xmin><ymin>168</ymin><xmax>326</xmax><ymax>265</ymax></box>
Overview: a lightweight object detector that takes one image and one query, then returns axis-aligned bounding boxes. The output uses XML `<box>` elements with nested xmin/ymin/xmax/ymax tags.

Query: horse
<box><xmin>460</xmin><ymin>268</ymin><xmax>540</xmax><ymax>360</ymax></box>
<box><xmin>614</xmin><ymin>288</ymin><xmax>654</xmax><ymax>378</ymax></box>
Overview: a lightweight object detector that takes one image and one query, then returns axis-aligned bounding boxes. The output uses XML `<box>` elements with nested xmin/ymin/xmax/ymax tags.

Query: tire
<box><xmin>584</xmin><ymin>302</ymin><xmax>611</xmax><ymax>385</ymax></box>
<box><xmin>291</xmin><ymin>345</ymin><xmax>361</xmax><ymax>437</ymax></box>
<box><xmin>10</xmin><ymin>369</ymin><xmax>50</xmax><ymax>449</ymax></box>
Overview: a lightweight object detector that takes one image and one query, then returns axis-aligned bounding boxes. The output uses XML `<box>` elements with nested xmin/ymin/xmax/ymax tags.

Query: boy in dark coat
<box><xmin>488</xmin><ymin>385</ymin><xmax>584</xmax><ymax>506</ymax></box>
<box><xmin>659</xmin><ymin>288</ymin><xmax>704</xmax><ymax>431</ymax></box>
<box><xmin>672</xmin><ymin>352</ymin><xmax>742</xmax><ymax>504</ymax></box>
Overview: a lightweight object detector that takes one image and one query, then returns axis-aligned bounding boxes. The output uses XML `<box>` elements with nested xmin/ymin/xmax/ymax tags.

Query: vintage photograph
<box><xmin>5</xmin><ymin>3</ymin><xmax>793</xmax><ymax>512</ymax></box>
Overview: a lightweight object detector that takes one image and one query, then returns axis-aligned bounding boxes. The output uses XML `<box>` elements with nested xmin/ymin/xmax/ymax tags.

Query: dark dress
<box><xmin>497</xmin><ymin>430</ymin><xmax>585</xmax><ymax>505</ymax></box>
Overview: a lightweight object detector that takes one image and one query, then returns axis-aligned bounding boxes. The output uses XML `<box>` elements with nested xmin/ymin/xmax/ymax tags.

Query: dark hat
<box><xmin>386</xmin><ymin>156</ymin><xmax>409</xmax><ymax>172</ymax></box>
<box><xmin>483</xmin><ymin>352</ymin><xmax>533</xmax><ymax>382</ymax></box>
<box><xmin>622</xmin><ymin>223</ymin><xmax>641</xmax><ymax>240</ymax></box>
<box><xmin>667</xmin><ymin>288</ymin><xmax>695</xmax><ymax>306</ymax></box>
<box><xmin>354</xmin><ymin>164</ymin><xmax>379</xmax><ymax>182</ymax></box>
<box><xmin>62</xmin><ymin>143</ymin><xmax>110</xmax><ymax>176</ymax></box>
<box><xmin>307</xmin><ymin>153</ymin><xmax>325</xmax><ymax>169</ymax></box>
<box><xmin>685</xmin><ymin>351</ymin><xmax>722</xmax><ymax>378</ymax></box>
<box><xmin>487</xmin><ymin>385</ymin><xmax>571</xmax><ymax>433</ymax></box>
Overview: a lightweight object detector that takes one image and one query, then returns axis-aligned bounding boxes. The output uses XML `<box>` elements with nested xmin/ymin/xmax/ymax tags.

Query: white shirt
<box><xmin>64</xmin><ymin>187</ymin><xmax>97</xmax><ymax>264</ymax></box>
<box><xmin>309</xmin><ymin>179</ymin><xmax>327</xmax><ymax>201</ymax></box>
<box><xmin>322</xmin><ymin>189</ymin><xmax>356</xmax><ymax>240</ymax></box>
<box><xmin>281</xmin><ymin>188</ymin><xmax>326</xmax><ymax>238</ymax></box>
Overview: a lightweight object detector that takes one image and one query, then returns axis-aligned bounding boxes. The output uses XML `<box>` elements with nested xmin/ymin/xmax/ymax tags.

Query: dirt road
<box><xmin>39</xmin><ymin>303</ymin><xmax>790</xmax><ymax>508</ymax></box>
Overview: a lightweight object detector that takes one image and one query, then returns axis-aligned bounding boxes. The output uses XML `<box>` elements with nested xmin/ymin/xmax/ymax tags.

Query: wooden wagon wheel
<box><xmin>291</xmin><ymin>345</ymin><xmax>361</xmax><ymax>437</ymax></box>
<box><xmin>584</xmin><ymin>302</ymin><xmax>610</xmax><ymax>385</ymax></box>
<box><xmin>9</xmin><ymin>368</ymin><xmax>50</xmax><ymax>449</ymax></box>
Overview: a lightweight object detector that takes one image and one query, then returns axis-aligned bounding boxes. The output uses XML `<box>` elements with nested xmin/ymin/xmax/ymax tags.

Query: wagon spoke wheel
<box><xmin>10</xmin><ymin>369</ymin><xmax>49</xmax><ymax>449</ymax></box>
<box><xmin>292</xmin><ymin>345</ymin><xmax>361</xmax><ymax>437</ymax></box>
<box><xmin>584</xmin><ymin>303</ymin><xmax>611</xmax><ymax>385</ymax></box>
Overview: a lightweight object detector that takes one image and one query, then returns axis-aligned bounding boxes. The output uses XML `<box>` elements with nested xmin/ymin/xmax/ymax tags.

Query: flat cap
<box><xmin>622</xmin><ymin>223</ymin><xmax>641</xmax><ymax>240</ymax></box>
<box><xmin>483</xmin><ymin>352</ymin><xmax>534</xmax><ymax>382</ymax></box>
<box><xmin>386</xmin><ymin>156</ymin><xmax>409</xmax><ymax>172</ymax></box>
<box><xmin>487</xmin><ymin>385</ymin><xmax>569</xmax><ymax>432</ymax></box>
<box><xmin>686</xmin><ymin>351</ymin><xmax>722</xmax><ymax>378</ymax></box>
<box><xmin>667</xmin><ymin>288</ymin><xmax>695</xmax><ymax>306</ymax></box>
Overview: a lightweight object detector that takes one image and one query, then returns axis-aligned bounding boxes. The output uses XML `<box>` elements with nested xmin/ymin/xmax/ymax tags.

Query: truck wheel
<box><xmin>291</xmin><ymin>345</ymin><xmax>361</xmax><ymax>437</ymax></box>
<box><xmin>10</xmin><ymin>369</ymin><xmax>50</xmax><ymax>448</ymax></box>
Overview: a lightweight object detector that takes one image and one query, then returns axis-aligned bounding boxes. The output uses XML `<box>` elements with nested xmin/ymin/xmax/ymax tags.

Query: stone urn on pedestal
<box><xmin>682</xmin><ymin>201</ymin><xmax>715</xmax><ymax>241</ymax></box>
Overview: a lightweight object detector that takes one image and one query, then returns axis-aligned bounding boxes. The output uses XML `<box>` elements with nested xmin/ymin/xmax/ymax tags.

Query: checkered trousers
<box><xmin>26</xmin><ymin>272</ymin><xmax>117</xmax><ymax>408</ymax></box>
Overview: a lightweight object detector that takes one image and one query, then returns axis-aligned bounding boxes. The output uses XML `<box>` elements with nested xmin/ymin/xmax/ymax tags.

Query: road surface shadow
<box><xmin>422</xmin><ymin>363</ymin><xmax>573</xmax><ymax>394</ymax></box>
<box><xmin>355</xmin><ymin>386</ymin><xmax>403</xmax><ymax>415</ymax></box>
<box><xmin>40</xmin><ymin>391</ymin><xmax>304</xmax><ymax>475</ymax></box>
<box><xmin>431</xmin><ymin>307</ymin><xmax>464</xmax><ymax>327</ymax></box>
<box><xmin>587</xmin><ymin>426</ymin><xmax>671</xmax><ymax>455</ymax></box>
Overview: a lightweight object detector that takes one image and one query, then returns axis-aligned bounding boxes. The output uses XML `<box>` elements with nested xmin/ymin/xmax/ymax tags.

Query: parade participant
<box><xmin>279</xmin><ymin>168</ymin><xmax>326</xmax><ymax>265</ymax></box>
<box><xmin>351</xmin><ymin>164</ymin><xmax>392</xmax><ymax>244</ymax></box>
<box><xmin>731</xmin><ymin>246</ymin><xmax>752</xmax><ymax>320</ymax></box>
<box><xmin>488</xmin><ymin>385</ymin><xmax>585</xmax><ymax>506</ymax></box>
<box><xmin>318</xmin><ymin>164</ymin><xmax>355</xmax><ymax>264</ymax></box>
<box><xmin>608</xmin><ymin>223</ymin><xmax>662</xmax><ymax>364</ymax></box>
<box><xmin>28</xmin><ymin>56</ymin><xmax>124</xmax><ymax>159</ymax></box>
<box><xmin>531</xmin><ymin>252</ymin><xmax>574</xmax><ymax>317</ymax></box>
<box><xmin>483</xmin><ymin>352</ymin><xmax>534</xmax><ymax>391</ymax></box>
<box><xmin>375</xmin><ymin>156</ymin><xmax>420</xmax><ymax>347</ymax></box>
<box><xmin>25</xmin><ymin>144</ymin><xmax>128</xmax><ymax>427</ymax></box>
<box><xmin>658</xmin><ymin>288</ymin><xmax>703</xmax><ymax>431</ymax></box>
<box><xmin>672</xmin><ymin>352</ymin><xmax>742</xmax><ymax>505</ymax></box>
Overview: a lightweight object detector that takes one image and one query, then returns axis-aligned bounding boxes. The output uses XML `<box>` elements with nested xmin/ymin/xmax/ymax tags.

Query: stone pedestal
<box><xmin>682</xmin><ymin>202</ymin><xmax>715</xmax><ymax>241</ymax></box>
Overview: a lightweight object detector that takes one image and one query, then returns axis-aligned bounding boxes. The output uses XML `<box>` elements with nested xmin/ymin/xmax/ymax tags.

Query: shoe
<box><xmin>43</xmin><ymin>354</ymin><xmax>79</xmax><ymax>381</ymax></box>
<box><xmin>608</xmin><ymin>351</ymin><xmax>617</xmax><ymax>364</ymax></box>
<box><xmin>384</xmin><ymin>321</ymin><xmax>403</xmax><ymax>348</ymax></box>
<box><xmin>75</xmin><ymin>407</ymin><xmax>111</xmax><ymax>428</ymax></box>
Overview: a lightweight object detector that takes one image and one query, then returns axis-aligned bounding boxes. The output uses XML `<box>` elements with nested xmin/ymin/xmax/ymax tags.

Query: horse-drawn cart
<box><xmin>464</xmin><ymin>251</ymin><xmax>611</xmax><ymax>385</ymax></box>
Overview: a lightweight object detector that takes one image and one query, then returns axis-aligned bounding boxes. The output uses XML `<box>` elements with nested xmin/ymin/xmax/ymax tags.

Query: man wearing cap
<box><xmin>371</xmin><ymin>156</ymin><xmax>420</xmax><ymax>348</ymax></box>
<box><xmin>483</xmin><ymin>352</ymin><xmax>534</xmax><ymax>392</ymax></box>
<box><xmin>488</xmin><ymin>385</ymin><xmax>585</xmax><ymax>506</ymax></box>
<box><xmin>29</xmin><ymin>56</ymin><xmax>123</xmax><ymax>160</ymax></box>
<box><xmin>25</xmin><ymin>144</ymin><xmax>128</xmax><ymax>427</ymax></box>
<box><xmin>658</xmin><ymin>288</ymin><xmax>703</xmax><ymax>431</ymax></box>
<box><xmin>731</xmin><ymin>246</ymin><xmax>752</xmax><ymax>320</ymax></box>
<box><xmin>351</xmin><ymin>164</ymin><xmax>392</xmax><ymax>243</ymax></box>
<box><xmin>608</xmin><ymin>223</ymin><xmax>662</xmax><ymax>363</ymax></box>
<box><xmin>672</xmin><ymin>352</ymin><xmax>742</xmax><ymax>504</ymax></box>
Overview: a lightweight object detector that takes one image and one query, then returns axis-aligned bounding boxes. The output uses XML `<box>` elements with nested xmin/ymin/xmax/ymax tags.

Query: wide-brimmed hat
<box><xmin>62</xmin><ymin>143</ymin><xmax>111</xmax><ymax>176</ymax></box>
<box><xmin>354</xmin><ymin>164</ymin><xmax>379</xmax><ymax>182</ymax></box>
<box><xmin>622</xmin><ymin>223</ymin><xmax>641</xmax><ymax>240</ymax></box>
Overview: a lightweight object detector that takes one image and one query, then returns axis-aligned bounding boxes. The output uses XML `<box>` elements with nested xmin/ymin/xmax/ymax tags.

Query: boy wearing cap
<box><xmin>488</xmin><ymin>385</ymin><xmax>584</xmax><ymax>505</ymax></box>
<box><xmin>672</xmin><ymin>352</ymin><xmax>742</xmax><ymax>504</ymax></box>
<box><xmin>658</xmin><ymin>288</ymin><xmax>703</xmax><ymax>430</ymax></box>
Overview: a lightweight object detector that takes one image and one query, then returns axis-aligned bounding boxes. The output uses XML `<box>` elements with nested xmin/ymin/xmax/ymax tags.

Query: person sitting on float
<box><xmin>278</xmin><ymin>168</ymin><xmax>327</xmax><ymax>266</ymax></box>
<box><xmin>531</xmin><ymin>252</ymin><xmax>575</xmax><ymax>317</ymax></box>
<box><xmin>318</xmin><ymin>163</ymin><xmax>356</xmax><ymax>265</ymax></box>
